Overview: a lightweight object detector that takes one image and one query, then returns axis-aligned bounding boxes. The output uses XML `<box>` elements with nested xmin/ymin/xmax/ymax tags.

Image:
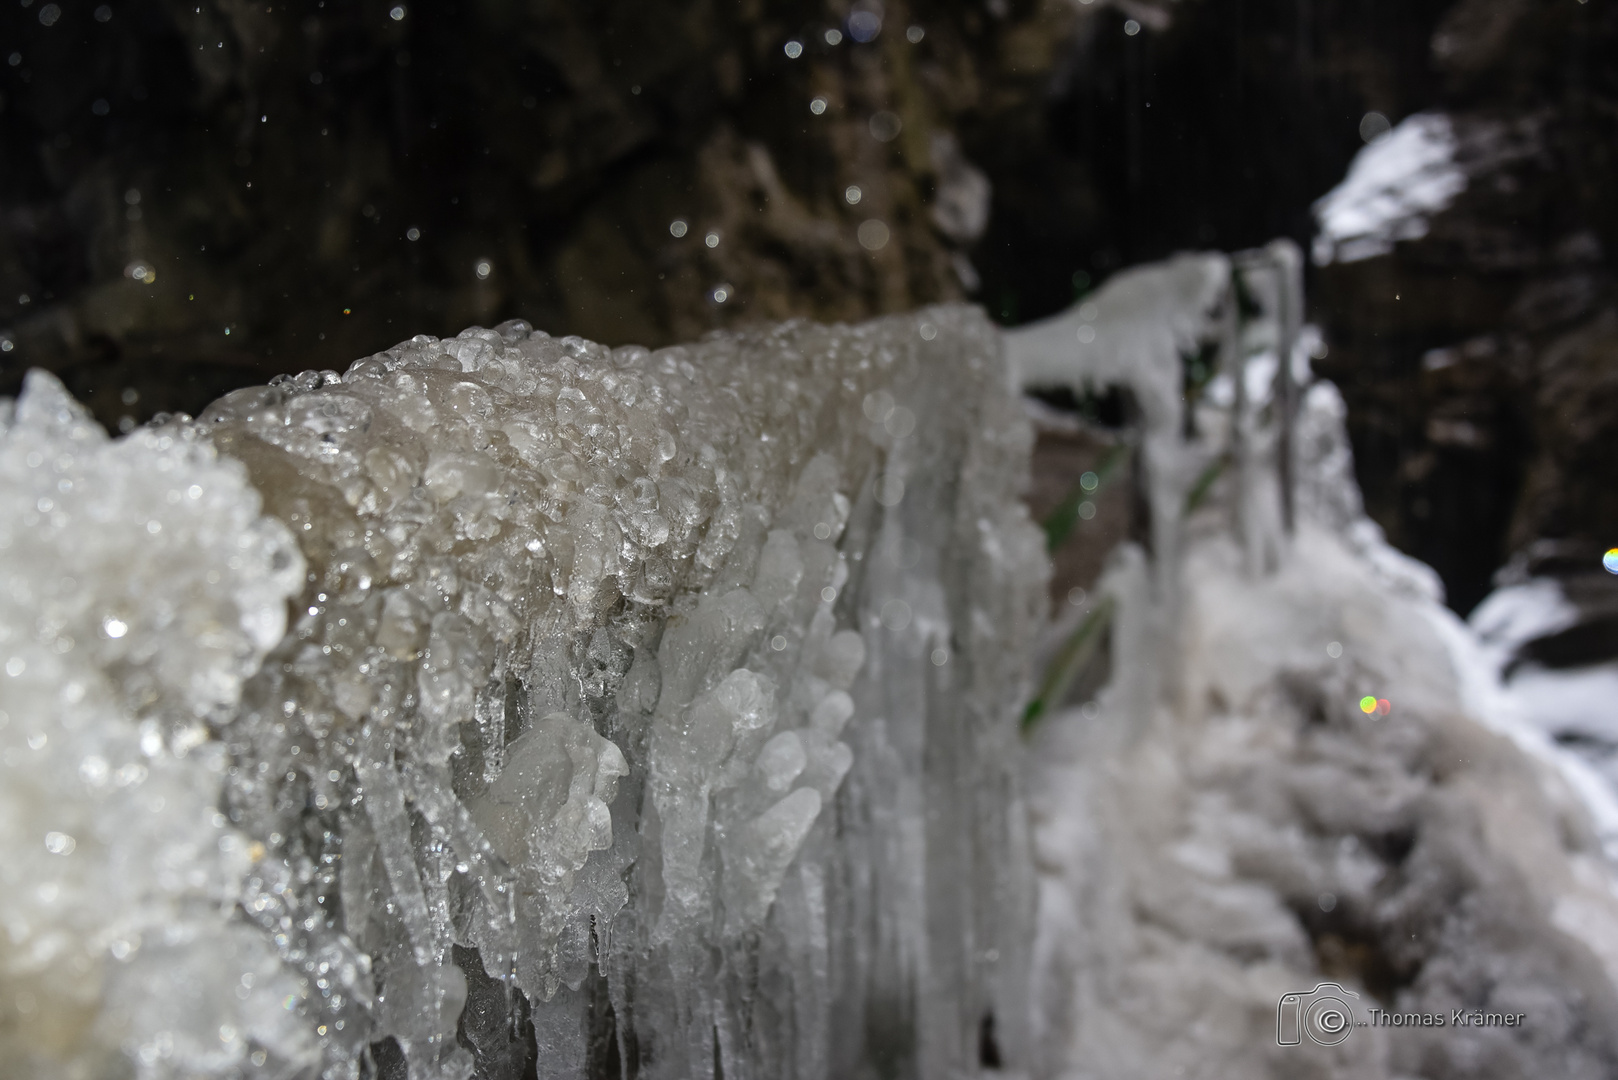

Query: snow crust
<box><xmin>1</xmin><ymin>308</ymin><xmax>1045</xmax><ymax>1079</ymax></box>
<box><xmin>1031</xmin><ymin>521</ymin><xmax>1618</xmax><ymax>1078</ymax></box>
<box><xmin>1312</xmin><ymin>113</ymin><xmax>1467</xmax><ymax>265</ymax></box>
<box><xmin>1026</xmin><ymin>359</ymin><xmax>1618</xmax><ymax>1078</ymax></box>
<box><xmin>0</xmin><ymin>371</ymin><xmax>311</xmax><ymax>1078</ymax></box>
<box><xmin>1467</xmin><ymin>578</ymin><xmax>1618</xmax><ymax>819</ymax></box>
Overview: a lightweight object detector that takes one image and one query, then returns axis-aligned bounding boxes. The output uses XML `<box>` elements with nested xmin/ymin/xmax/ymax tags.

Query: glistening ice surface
<box><xmin>0</xmin><ymin>308</ymin><xmax>1045</xmax><ymax>1079</ymax></box>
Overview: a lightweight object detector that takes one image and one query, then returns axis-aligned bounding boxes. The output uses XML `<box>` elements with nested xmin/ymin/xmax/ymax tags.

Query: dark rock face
<box><xmin>0</xmin><ymin>0</ymin><xmax>1448</xmax><ymax>418</ymax></box>
<box><xmin>1313</xmin><ymin>0</ymin><xmax>1618</xmax><ymax>613</ymax></box>
<box><xmin>0</xmin><ymin>0</ymin><xmax>1610</xmax><ymax>611</ymax></box>
<box><xmin>0</xmin><ymin>0</ymin><xmax>987</xmax><ymax>426</ymax></box>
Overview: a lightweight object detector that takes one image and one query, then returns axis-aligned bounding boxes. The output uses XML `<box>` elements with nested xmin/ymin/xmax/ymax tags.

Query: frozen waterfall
<box><xmin>0</xmin><ymin>309</ymin><xmax>1044</xmax><ymax>1079</ymax></box>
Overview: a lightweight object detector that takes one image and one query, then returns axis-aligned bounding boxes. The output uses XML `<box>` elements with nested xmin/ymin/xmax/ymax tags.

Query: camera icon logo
<box><xmin>1277</xmin><ymin>982</ymin><xmax>1360</xmax><ymax>1046</ymax></box>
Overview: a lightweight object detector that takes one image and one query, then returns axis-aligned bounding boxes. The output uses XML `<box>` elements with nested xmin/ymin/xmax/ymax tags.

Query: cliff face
<box><xmin>0</xmin><ymin>0</ymin><xmax>1611</xmax><ymax>609</ymax></box>
<box><xmin>0</xmin><ymin>0</ymin><xmax>997</xmax><ymax>427</ymax></box>
<box><xmin>0</xmin><ymin>0</ymin><xmax>1435</xmax><ymax>418</ymax></box>
<box><xmin>1312</xmin><ymin>0</ymin><xmax>1618</xmax><ymax>612</ymax></box>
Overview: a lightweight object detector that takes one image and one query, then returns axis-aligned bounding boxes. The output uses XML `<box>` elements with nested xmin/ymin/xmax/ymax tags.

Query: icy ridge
<box><xmin>2</xmin><ymin>305</ymin><xmax>1043</xmax><ymax>1079</ymax></box>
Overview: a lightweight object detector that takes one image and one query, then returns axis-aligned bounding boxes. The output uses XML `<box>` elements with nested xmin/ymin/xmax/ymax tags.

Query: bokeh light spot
<box><xmin>857</xmin><ymin>219</ymin><xmax>890</xmax><ymax>251</ymax></box>
<box><xmin>1359</xmin><ymin>111</ymin><xmax>1392</xmax><ymax>142</ymax></box>
<box><xmin>869</xmin><ymin>111</ymin><xmax>903</xmax><ymax>142</ymax></box>
<box><xmin>848</xmin><ymin>9</ymin><xmax>882</xmax><ymax>42</ymax></box>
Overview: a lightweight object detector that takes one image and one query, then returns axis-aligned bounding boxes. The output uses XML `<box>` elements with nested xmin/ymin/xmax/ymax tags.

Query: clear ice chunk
<box><xmin>2</xmin><ymin>307</ymin><xmax>1046</xmax><ymax>1079</ymax></box>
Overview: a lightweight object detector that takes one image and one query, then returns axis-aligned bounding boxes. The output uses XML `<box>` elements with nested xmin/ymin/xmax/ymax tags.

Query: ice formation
<box><xmin>0</xmin><ymin>371</ymin><xmax>311</xmax><ymax>1077</ymax></box>
<box><xmin>0</xmin><ymin>309</ymin><xmax>1045</xmax><ymax>1078</ymax></box>
<box><xmin>1015</xmin><ymin>261</ymin><xmax>1618</xmax><ymax>1079</ymax></box>
<box><xmin>1006</xmin><ymin>250</ymin><xmax>1233</xmax><ymax>585</ymax></box>
<box><xmin>8</xmin><ymin>241</ymin><xmax>1618</xmax><ymax>1080</ymax></box>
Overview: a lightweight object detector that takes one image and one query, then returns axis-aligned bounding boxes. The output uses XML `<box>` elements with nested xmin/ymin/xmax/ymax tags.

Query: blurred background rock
<box><xmin>0</xmin><ymin>0</ymin><xmax>1613</xmax><ymax>615</ymax></box>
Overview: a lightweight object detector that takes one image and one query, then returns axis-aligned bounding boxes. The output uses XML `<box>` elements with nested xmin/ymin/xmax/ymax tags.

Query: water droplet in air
<box><xmin>884</xmin><ymin>407</ymin><xmax>916</xmax><ymax>438</ymax></box>
<box><xmin>784</xmin><ymin>40</ymin><xmax>803</xmax><ymax>58</ymax></box>
<box><xmin>880</xmin><ymin>600</ymin><xmax>912</xmax><ymax>631</ymax></box>
<box><xmin>38</xmin><ymin>4</ymin><xmax>61</xmax><ymax>27</ymax></box>
<box><xmin>1359</xmin><ymin>111</ymin><xmax>1391</xmax><ymax>143</ymax></box>
<box><xmin>1326</xmin><ymin>641</ymin><xmax>1343</xmax><ymax>658</ymax></box>
<box><xmin>844</xmin><ymin>185</ymin><xmax>863</xmax><ymax>205</ymax></box>
<box><xmin>669</xmin><ymin>219</ymin><xmax>688</xmax><ymax>238</ymax></box>
<box><xmin>704</xmin><ymin>231</ymin><xmax>720</xmax><ymax>248</ymax></box>
<box><xmin>1123</xmin><ymin>18</ymin><xmax>1140</xmax><ymax>35</ymax></box>
<box><xmin>868</xmin><ymin>111</ymin><xmax>902</xmax><ymax>142</ymax></box>
<box><xmin>103</xmin><ymin>617</ymin><xmax>128</xmax><ymax>639</ymax></box>
<box><xmin>44</xmin><ymin>831</ymin><xmax>75</xmax><ymax>855</ymax></box>
<box><xmin>824</xmin><ymin>28</ymin><xmax>843</xmax><ymax>45</ymax></box>
<box><xmin>390</xmin><ymin>5</ymin><xmax>406</xmax><ymax>19</ymax></box>
<box><xmin>475</xmin><ymin>259</ymin><xmax>492</xmax><ymax>279</ymax></box>
<box><xmin>857</xmin><ymin>220</ymin><xmax>890</xmax><ymax>251</ymax></box>
<box><xmin>810</xmin><ymin>97</ymin><xmax>828</xmax><ymax>115</ymax></box>
<box><xmin>847</xmin><ymin>9</ymin><xmax>881</xmax><ymax>42</ymax></box>
<box><xmin>906</xmin><ymin>25</ymin><xmax>925</xmax><ymax>43</ymax></box>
